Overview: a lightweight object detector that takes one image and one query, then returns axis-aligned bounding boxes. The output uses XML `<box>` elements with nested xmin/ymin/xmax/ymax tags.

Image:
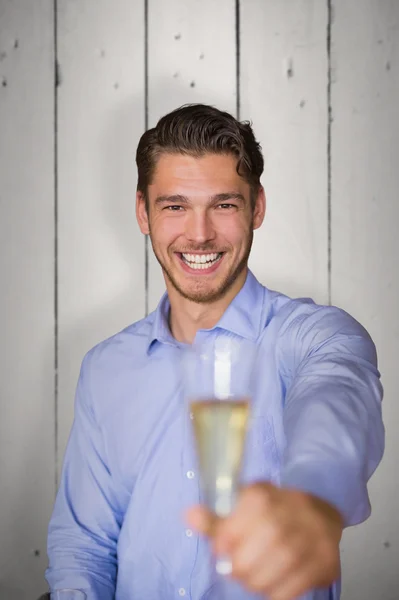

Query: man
<box><xmin>46</xmin><ymin>104</ymin><xmax>384</xmax><ymax>600</ymax></box>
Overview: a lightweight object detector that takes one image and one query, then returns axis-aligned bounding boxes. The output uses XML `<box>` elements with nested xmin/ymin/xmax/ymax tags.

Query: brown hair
<box><xmin>136</xmin><ymin>104</ymin><xmax>264</xmax><ymax>210</ymax></box>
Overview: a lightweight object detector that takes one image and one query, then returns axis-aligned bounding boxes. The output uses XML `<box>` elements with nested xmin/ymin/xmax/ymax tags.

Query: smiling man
<box><xmin>46</xmin><ymin>104</ymin><xmax>384</xmax><ymax>600</ymax></box>
<box><xmin>136</xmin><ymin>150</ymin><xmax>265</xmax><ymax>343</ymax></box>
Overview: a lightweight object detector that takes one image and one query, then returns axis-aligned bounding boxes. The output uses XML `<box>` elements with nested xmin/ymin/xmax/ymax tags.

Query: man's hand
<box><xmin>186</xmin><ymin>483</ymin><xmax>344</xmax><ymax>600</ymax></box>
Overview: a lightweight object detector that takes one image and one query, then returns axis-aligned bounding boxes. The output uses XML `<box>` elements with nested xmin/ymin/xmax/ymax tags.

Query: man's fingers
<box><xmin>233</xmin><ymin>481</ymin><xmax>276</xmax><ymax>522</ymax></box>
<box><xmin>186</xmin><ymin>484</ymin><xmax>278</xmax><ymax>554</ymax></box>
<box><xmin>215</xmin><ymin>482</ymin><xmax>276</xmax><ymax>544</ymax></box>
<box><xmin>185</xmin><ymin>506</ymin><xmax>243</xmax><ymax>556</ymax></box>
<box><xmin>240</xmin><ymin>536</ymin><xmax>309</xmax><ymax>595</ymax></box>
<box><xmin>186</xmin><ymin>485</ymin><xmax>341</xmax><ymax>600</ymax></box>
<box><xmin>185</xmin><ymin>505</ymin><xmax>216</xmax><ymax>536</ymax></box>
<box><xmin>230</xmin><ymin>525</ymin><xmax>272</xmax><ymax>580</ymax></box>
<box><xmin>237</xmin><ymin>482</ymin><xmax>275</xmax><ymax>507</ymax></box>
<box><xmin>267</xmin><ymin>564</ymin><xmax>320</xmax><ymax>600</ymax></box>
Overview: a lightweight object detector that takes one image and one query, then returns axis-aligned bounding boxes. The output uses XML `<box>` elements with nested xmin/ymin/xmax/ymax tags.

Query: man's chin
<box><xmin>174</xmin><ymin>280</ymin><xmax>222</xmax><ymax>304</ymax></box>
<box><xmin>161</xmin><ymin>257</ymin><xmax>247</xmax><ymax>304</ymax></box>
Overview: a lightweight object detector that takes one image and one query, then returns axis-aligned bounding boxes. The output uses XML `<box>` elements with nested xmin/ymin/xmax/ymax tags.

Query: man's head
<box><xmin>135</xmin><ymin>104</ymin><xmax>266</xmax><ymax>304</ymax></box>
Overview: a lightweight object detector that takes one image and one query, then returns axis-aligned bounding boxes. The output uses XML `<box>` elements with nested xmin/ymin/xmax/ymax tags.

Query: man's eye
<box><xmin>165</xmin><ymin>205</ymin><xmax>184</xmax><ymax>211</ymax></box>
<box><xmin>217</xmin><ymin>203</ymin><xmax>236</xmax><ymax>210</ymax></box>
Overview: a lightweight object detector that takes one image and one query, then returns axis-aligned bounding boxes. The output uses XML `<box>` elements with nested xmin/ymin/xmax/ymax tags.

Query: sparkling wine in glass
<box><xmin>190</xmin><ymin>398</ymin><xmax>250</xmax><ymax>522</ymax></box>
<box><xmin>183</xmin><ymin>334</ymin><xmax>257</xmax><ymax>582</ymax></box>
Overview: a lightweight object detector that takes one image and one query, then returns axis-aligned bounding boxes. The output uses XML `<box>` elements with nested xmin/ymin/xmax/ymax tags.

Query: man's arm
<box><xmin>46</xmin><ymin>352</ymin><xmax>122</xmax><ymax>600</ymax></box>
<box><xmin>280</xmin><ymin>305</ymin><xmax>385</xmax><ymax>525</ymax></box>
<box><xmin>187</xmin><ymin>305</ymin><xmax>385</xmax><ymax>599</ymax></box>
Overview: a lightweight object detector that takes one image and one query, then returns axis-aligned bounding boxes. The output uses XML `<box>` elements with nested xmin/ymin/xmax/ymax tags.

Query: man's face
<box><xmin>136</xmin><ymin>153</ymin><xmax>265</xmax><ymax>303</ymax></box>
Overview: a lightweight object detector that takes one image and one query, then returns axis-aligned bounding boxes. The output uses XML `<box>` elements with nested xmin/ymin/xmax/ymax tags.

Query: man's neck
<box><xmin>167</xmin><ymin>269</ymin><xmax>248</xmax><ymax>344</ymax></box>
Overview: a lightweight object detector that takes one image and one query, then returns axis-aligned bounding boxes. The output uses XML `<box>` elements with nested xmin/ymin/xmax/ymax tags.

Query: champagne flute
<box><xmin>182</xmin><ymin>334</ymin><xmax>258</xmax><ymax>591</ymax></box>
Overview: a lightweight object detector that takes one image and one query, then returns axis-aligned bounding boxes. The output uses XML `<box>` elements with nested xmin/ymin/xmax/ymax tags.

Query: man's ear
<box><xmin>253</xmin><ymin>186</ymin><xmax>266</xmax><ymax>230</ymax></box>
<box><xmin>136</xmin><ymin>191</ymin><xmax>150</xmax><ymax>235</ymax></box>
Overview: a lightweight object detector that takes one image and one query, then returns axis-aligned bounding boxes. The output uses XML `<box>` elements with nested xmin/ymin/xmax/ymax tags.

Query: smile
<box><xmin>180</xmin><ymin>252</ymin><xmax>223</xmax><ymax>270</ymax></box>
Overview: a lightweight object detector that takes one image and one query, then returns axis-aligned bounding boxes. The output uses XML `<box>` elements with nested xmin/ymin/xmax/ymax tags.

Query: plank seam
<box><xmin>327</xmin><ymin>0</ymin><xmax>332</xmax><ymax>305</ymax></box>
<box><xmin>53</xmin><ymin>0</ymin><xmax>59</xmax><ymax>493</ymax></box>
<box><xmin>235</xmin><ymin>0</ymin><xmax>241</xmax><ymax>120</ymax></box>
<box><xmin>144</xmin><ymin>0</ymin><xmax>149</xmax><ymax>317</ymax></box>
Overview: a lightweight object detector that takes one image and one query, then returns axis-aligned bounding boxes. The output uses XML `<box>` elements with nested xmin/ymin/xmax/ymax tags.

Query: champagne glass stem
<box><xmin>210</xmin><ymin>553</ymin><xmax>230</xmax><ymax>600</ymax></box>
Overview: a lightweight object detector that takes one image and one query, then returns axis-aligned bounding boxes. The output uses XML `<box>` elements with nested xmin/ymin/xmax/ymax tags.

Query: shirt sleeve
<box><xmin>278</xmin><ymin>305</ymin><xmax>385</xmax><ymax>527</ymax></box>
<box><xmin>45</xmin><ymin>352</ymin><xmax>122</xmax><ymax>599</ymax></box>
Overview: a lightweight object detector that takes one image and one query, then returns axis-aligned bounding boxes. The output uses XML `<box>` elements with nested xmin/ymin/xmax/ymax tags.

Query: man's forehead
<box><xmin>149</xmin><ymin>152</ymin><xmax>247</xmax><ymax>191</ymax></box>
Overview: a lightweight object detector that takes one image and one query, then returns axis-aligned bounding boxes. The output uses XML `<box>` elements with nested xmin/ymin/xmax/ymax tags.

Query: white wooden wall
<box><xmin>0</xmin><ymin>3</ymin><xmax>55</xmax><ymax>599</ymax></box>
<box><xmin>0</xmin><ymin>2</ymin><xmax>398</xmax><ymax>599</ymax></box>
<box><xmin>331</xmin><ymin>4</ymin><xmax>399</xmax><ymax>598</ymax></box>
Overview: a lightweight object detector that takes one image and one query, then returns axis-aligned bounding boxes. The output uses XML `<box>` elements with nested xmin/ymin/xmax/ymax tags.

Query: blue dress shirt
<box><xmin>46</xmin><ymin>270</ymin><xmax>384</xmax><ymax>600</ymax></box>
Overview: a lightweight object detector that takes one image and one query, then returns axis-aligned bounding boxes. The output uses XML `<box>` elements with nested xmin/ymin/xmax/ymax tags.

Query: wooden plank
<box><xmin>331</xmin><ymin>2</ymin><xmax>399</xmax><ymax>598</ymax></box>
<box><xmin>147</xmin><ymin>0</ymin><xmax>237</xmax><ymax>312</ymax></box>
<box><xmin>57</xmin><ymin>1</ymin><xmax>145</xmax><ymax>472</ymax></box>
<box><xmin>241</xmin><ymin>0</ymin><xmax>329</xmax><ymax>304</ymax></box>
<box><xmin>0</xmin><ymin>2</ymin><xmax>55</xmax><ymax>598</ymax></box>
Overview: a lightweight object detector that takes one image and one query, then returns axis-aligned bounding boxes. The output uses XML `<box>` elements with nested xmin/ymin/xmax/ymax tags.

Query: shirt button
<box><xmin>179</xmin><ymin>588</ymin><xmax>186</xmax><ymax>596</ymax></box>
<box><xmin>185</xmin><ymin>528</ymin><xmax>193</xmax><ymax>537</ymax></box>
<box><xmin>186</xmin><ymin>470</ymin><xmax>195</xmax><ymax>479</ymax></box>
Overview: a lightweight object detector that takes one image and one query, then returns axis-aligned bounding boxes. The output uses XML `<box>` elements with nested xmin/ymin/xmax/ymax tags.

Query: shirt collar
<box><xmin>147</xmin><ymin>269</ymin><xmax>265</xmax><ymax>353</ymax></box>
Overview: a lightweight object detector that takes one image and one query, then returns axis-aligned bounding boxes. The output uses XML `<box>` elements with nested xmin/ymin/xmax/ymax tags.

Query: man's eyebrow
<box><xmin>211</xmin><ymin>192</ymin><xmax>246</xmax><ymax>203</ymax></box>
<box><xmin>154</xmin><ymin>192</ymin><xmax>246</xmax><ymax>205</ymax></box>
<box><xmin>154</xmin><ymin>194</ymin><xmax>189</xmax><ymax>205</ymax></box>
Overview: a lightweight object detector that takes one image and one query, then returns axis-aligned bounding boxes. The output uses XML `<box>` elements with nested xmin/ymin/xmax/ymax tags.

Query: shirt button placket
<box><xmin>181</xmin><ymin>402</ymin><xmax>200</xmax><ymax>599</ymax></box>
<box><xmin>179</xmin><ymin>469</ymin><xmax>197</xmax><ymax>598</ymax></box>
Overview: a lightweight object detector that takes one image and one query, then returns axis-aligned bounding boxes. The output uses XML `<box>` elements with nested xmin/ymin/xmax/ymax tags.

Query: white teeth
<box><xmin>182</xmin><ymin>252</ymin><xmax>219</xmax><ymax>262</ymax></box>
<box><xmin>181</xmin><ymin>252</ymin><xmax>222</xmax><ymax>269</ymax></box>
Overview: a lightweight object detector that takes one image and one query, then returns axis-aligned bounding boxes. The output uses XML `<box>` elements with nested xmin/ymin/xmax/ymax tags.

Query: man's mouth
<box><xmin>180</xmin><ymin>252</ymin><xmax>223</xmax><ymax>270</ymax></box>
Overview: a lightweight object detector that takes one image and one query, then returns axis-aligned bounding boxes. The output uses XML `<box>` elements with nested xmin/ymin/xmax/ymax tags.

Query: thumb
<box><xmin>185</xmin><ymin>505</ymin><xmax>218</xmax><ymax>537</ymax></box>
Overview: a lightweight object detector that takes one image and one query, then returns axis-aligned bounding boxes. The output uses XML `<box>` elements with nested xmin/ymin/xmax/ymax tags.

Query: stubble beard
<box><xmin>148</xmin><ymin>227</ymin><xmax>254</xmax><ymax>304</ymax></box>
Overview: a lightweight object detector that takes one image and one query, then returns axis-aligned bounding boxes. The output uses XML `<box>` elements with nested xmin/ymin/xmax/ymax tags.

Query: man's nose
<box><xmin>185</xmin><ymin>210</ymin><xmax>216</xmax><ymax>244</ymax></box>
